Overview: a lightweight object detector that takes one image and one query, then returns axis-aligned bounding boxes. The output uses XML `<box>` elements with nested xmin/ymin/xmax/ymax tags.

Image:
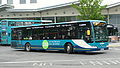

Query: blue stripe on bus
<box><xmin>11</xmin><ymin>40</ymin><xmax>109</xmax><ymax>51</ymax></box>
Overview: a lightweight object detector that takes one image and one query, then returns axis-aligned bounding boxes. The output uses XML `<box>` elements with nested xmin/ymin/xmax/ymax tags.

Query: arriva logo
<box><xmin>42</xmin><ymin>40</ymin><xmax>49</xmax><ymax>49</ymax></box>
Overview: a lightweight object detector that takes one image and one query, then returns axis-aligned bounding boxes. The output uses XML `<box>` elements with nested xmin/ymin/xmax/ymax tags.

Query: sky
<box><xmin>37</xmin><ymin>0</ymin><xmax>120</xmax><ymax>8</ymax></box>
<box><xmin>42</xmin><ymin>0</ymin><xmax>120</xmax><ymax>6</ymax></box>
<box><xmin>13</xmin><ymin>0</ymin><xmax>120</xmax><ymax>9</ymax></box>
<box><xmin>102</xmin><ymin>0</ymin><xmax>120</xmax><ymax>5</ymax></box>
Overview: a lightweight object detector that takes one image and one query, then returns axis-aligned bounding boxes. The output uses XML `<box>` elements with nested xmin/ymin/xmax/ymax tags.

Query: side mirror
<box><xmin>87</xmin><ymin>30</ymin><xmax>90</xmax><ymax>36</ymax></box>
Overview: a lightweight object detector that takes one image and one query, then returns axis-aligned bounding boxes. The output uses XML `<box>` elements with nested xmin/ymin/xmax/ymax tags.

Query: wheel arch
<box><xmin>24</xmin><ymin>42</ymin><xmax>31</xmax><ymax>51</ymax></box>
<box><xmin>24</xmin><ymin>42</ymin><xmax>31</xmax><ymax>49</ymax></box>
<box><xmin>64</xmin><ymin>42</ymin><xmax>73</xmax><ymax>49</ymax></box>
<box><xmin>25</xmin><ymin>42</ymin><xmax>31</xmax><ymax>46</ymax></box>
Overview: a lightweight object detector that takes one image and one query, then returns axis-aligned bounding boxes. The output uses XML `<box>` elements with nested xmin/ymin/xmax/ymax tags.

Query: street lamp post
<box><xmin>107</xmin><ymin>8</ymin><xmax>110</xmax><ymax>24</ymax></box>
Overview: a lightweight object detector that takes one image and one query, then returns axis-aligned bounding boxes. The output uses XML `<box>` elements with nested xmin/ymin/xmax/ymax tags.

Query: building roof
<box><xmin>0</xmin><ymin>4</ymin><xmax>14</xmax><ymax>12</ymax></box>
<box><xmin>1</xmin><ymin>1</ymin><xmax>120</xmax><ymax>13</ymax></box>
<box><xmin>6</xmin><ymin>1</ymin><xmax>79</xmax><ymax>12</ymax></box>
<box><xmin>7</xmin><ymin>9</ymin><xmax>38</xmax><ymax>13</ymax></box>
<box><xmin>1</xmin><ymin>19</ymin><xmax>52</xmax><ymax>22</ymax></box>
<box><xmin>37</xmin><ymin>1</ymin><xmax>79</xmax><ymax>11</ymax></box>
<box><xmin>107</xmin><ymin>2</ymin><xmax>120</xmax><ymax>8</ymax></box>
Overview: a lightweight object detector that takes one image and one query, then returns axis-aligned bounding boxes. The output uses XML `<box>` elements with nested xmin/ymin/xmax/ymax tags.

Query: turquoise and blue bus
<box><xmin>0</xmin><ymin>20</ymin><xmax>52</xmax><ymax>45</ymax></box>
<box><xmin>11</xmin><ymin>20</ymin><xmax>109</xmax><ymax>53</ymax></box>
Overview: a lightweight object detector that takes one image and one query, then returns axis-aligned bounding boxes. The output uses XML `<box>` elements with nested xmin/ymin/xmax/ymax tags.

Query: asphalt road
<box><xmin>0</xmin><ymin>45</ymin><xmax>120</xmax><ymax>68</ymax></box>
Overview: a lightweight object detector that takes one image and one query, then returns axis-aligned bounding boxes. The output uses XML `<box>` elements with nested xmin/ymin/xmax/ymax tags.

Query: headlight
<box><xmin>91</xmin><ymin>46</ymin><xmax>97</xmax><ymax>48</ymax></box>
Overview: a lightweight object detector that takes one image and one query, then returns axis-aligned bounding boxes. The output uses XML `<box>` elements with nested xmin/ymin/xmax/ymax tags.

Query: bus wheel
<box><xmin>25</xmin><ymin>43</ymin><xmax>31</xmax><ymax>52</ymax></box>
<box><xmin>65</xmin><ymin>43</ymin><xmax>73</xmax><ymax>54</ymax></box>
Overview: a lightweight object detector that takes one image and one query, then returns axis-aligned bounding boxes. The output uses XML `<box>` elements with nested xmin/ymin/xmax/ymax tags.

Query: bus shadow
<box><xmin>74</xmin><ymin>51</ymin><xmax>106</xmax><ymax>55</ymax></box>
<box><xmin>14</xmin><ymin>50</ymin><xmax>106</xmax><ymax>55</ymax></box>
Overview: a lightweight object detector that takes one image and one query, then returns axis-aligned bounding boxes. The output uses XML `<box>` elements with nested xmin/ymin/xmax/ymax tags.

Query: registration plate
<box><xmin>101</xmin><ymin>48</ymin><xmax>105</xmax><ymax>51</ymax></box>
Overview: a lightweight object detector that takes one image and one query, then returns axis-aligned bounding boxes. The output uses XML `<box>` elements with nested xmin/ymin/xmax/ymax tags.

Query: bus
<box><xmin>106</xmin><ymin>24</ymin><xmax>119</xmax><ymax>42</ymax></box>
<box><xmin>11</xmin><ymin>20</ymin><xmax>109</xmax><ymax>54</ymax></box>
<box><xmin>0</xmin><ymin>20</ymin><xmax>52</xmax><ymax>45</ymax></box>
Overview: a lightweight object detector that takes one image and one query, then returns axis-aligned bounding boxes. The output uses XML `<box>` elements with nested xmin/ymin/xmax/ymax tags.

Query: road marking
<box><xmin>89</xmin><ymin>61</ymin><xmax>96</xmax><ymax>65</ymax></box>
<box><xmin>96</xmin><ymin>61</ymin><xmax>103</xmax><ymax>65</ymax></box>
<box><xmin>1</xmin><ymin>58</ymin><xmax>120</xmax><ymax>66</ymax></box>
<box><xmin>102</xmin><ymin>61</ymin><xmax>110</xmax><ymax>65</ymax></box>
<box><xmin>32</xmin><ymin>62</ymin><xmax>53</xmax><ymax>66</ymax></box>
<box><xmin>0</xmin><ymin>61</ymin><xmax>43</xmax><ymax>64</ymax></box>
<box><xmin>33</xmin><ymin>63</ymin><xmax>40</xmax><ymax>66</ymax></box>
<box><xmin>0</xmin><ymin>60</ymin><xmax>74</xmax><ymax>64</ymax></box>
<box><xmin>109</xmin><ymin>60</ymin><xmax>117</xmax><ymax>64</ymax></box>
<box><xmin>115</xmin><ymin>60</ymin><xmax>120</xmax><ymax>63</ymax></box>
<box><xmin>49</xmin><ymin>63</ymin><xmax>53</xmax><ymax>66</ymax></box>
<box><xmin>79</xmin><ymin>61</ymin><xmax>84</xmax><ymax>65</ymax></box>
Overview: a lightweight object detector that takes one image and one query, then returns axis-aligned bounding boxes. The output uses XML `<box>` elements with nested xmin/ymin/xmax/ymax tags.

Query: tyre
<box><xmin>65</xmin><ymin>43</ymin><xmax>73</xmax><ymax>54</ymax></box>
<box><xmin>25</xmin><ymin>43</ymin><xmax>31</xmax><ymax>52</ymax></box>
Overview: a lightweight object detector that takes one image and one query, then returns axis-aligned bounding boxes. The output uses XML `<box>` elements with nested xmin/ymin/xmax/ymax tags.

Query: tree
<box><xmin>72</xmin><ymin>0</ymin><xmax>107</xmax><ymax>20</ymax></box>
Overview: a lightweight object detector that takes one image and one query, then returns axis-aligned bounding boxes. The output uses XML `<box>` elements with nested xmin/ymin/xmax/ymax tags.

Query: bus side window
<box><xmin>2</xmin><ymin>31</ymin><xmax>6</xmax><ymax>36</ymax></box>
<box><xmin>54</xmin><ymin>37</ymin><xmax>56</xmax><ymax>39</ymax></box>
<box><xmin>8</xmin><ymin>33</ymin><xmax>10</xmax><ymax>37</ymax></box>
<box><xmin>47</xmin><ymin>37</ymin><xmax>49</xmax><ymax>39</ymax></box>
<box><xmin>62</xmin><ymin>35</ymin><xmax>65</xmax><ymax>39</ymax></box>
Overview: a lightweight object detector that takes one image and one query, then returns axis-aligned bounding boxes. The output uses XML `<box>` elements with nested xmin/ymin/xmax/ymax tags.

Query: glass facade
<box><xmin>20</xmin><ymin>0</ymin><xmax>26</xmax><ymax>4</ymax></box>
<box><xmin>0</xmin><ymin>0</ymin><xmax>2</xmax><ymax>4</ymax></box>
<box><xmin>109</xmin><ymin>14</ymin><xmax>120</xmax><ymax>32</ymax></box>
<box><xmin>7</xmin><ymin>0</ymin><xmax>13</xmax><ymax>4</ymax></box>
<box><xmin>56</xmin><ymin>16</ymin><xmax>78</xmax><ymax>22</ymax></box>
<box><xmin>30</xmin><ymin>0</ymin><xmax>37</xmax><ymax>3</ymax></box>
<box><xmin>42</xmin><ymin>16</ymin><xmax>78</xmax><ymax>23</ymax></box>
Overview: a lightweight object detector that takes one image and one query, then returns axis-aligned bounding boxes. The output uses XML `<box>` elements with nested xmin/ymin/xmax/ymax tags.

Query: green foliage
<box><xmin>72</xmin><ymin>0</ymin><xmax>107</xmax><ymax>20</ymax></box>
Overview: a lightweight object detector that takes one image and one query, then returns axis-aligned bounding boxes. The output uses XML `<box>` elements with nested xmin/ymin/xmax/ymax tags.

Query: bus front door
<box><xmin>17</xmin><ymin>32</ymin><xmax>22</xmax><ymax>47</ymax></box>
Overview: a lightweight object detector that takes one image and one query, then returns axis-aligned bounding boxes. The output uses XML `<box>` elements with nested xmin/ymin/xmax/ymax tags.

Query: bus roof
<box><xmin>71</xmin><ymin>20</ymin><xmax>106</xmax><ymax>23</ymax></box>
<box><xmin>11</xmin><ymin>20</ymin><xmax>106</xmax><ymax>28</ymax></box>
<box><xmin>1</xmin><ymin>20</ymin><xmax>52</xmax><ymax>22</ymax></box>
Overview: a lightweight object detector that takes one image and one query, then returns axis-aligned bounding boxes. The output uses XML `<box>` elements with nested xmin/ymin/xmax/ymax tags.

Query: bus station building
<box><xmin>0</xmin><ymin>1</ymin><xmax>120</xmax><ymax>31</ymax></box>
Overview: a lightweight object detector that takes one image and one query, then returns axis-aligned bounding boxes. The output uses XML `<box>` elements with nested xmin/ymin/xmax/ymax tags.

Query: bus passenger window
<box><xmin>43</xmin><ymin>37</ymin><xmax>45</xmax><ymax>39</ymax></box>
<box><xmin>8</xmin><ymin>33</ymin><xmax>10</xmax><ymax>36</ymax></box>
<box><xmin>86</xmin><ymin>30</ymin><xmax>91</xmax><ymax>36</ymax></box>
<box><xmin>29</xmin><ymin>36</ymin><xmax>32</xmax><ymax>40</ymax></box>
<box><xmin>2</xmin><ymin>31</ymin><xmax>6</xmax><ymax>36</ymax></box>
<box><xmin>62</xmin><ymin>35</ymin><xmax>65</xmax><ymax>39</ymax></box>
<box><xmin>47</xmin><ymin>37</ymin><xmax>49</xmax><ymax>39</ymax></box>
<box><xmin>54</xmin><ymin>37</ymin><xmax>56</xmax><ymax>39</ymax></box>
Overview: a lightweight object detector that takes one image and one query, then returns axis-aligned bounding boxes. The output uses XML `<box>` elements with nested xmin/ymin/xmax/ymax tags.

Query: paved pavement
<box><xmin>0</xmin><ymin>42</ymin><xmax>120</xmax><ymax>68</ymax></box>
<box><xmin>108</xmin><ymin>42</ymin><xmax>120</xmax><ymax>47</ymax></box>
